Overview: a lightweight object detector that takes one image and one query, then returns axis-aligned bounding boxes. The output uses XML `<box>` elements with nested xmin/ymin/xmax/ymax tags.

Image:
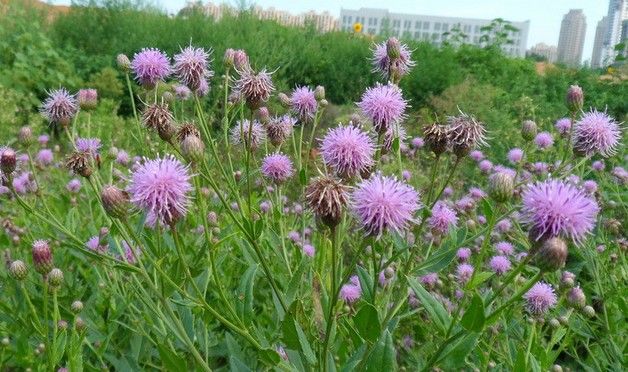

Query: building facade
<box><xmin>339</xmin><ymin>8</ymin><xmax>530</xmax><ymax>57</ymax></box>
<box><xmin>557</xmin><ymin>9</ymin><xmax>587</xmax><ymax>66</ymax></box>
<box><xmin>601</xmin><ymin>0</ymin><xmax>628</xmax><ymax>66</ymax></box>
<box><xmin>592</xmin><ymin>16</ymin><xmax>609</xmax><ymax>68</ymax></box>
<box><xmin>528</xmin><ymin>43</ymin><xmax>558</xmax><ymax>63</ymax></box>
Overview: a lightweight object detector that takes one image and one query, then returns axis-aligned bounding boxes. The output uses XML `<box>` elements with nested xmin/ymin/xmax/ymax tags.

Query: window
<box><xmin>422</xmin><ymin>32</ymin><xmax>429</xmax><ymax>40</ymax></box>
<box><xmin>423</xmin><ymin>22</ymin><xmax>430</xmax><ymax>29</ymax></box>
<box><xmin>414</xmin><ymin>31</ymin><xmax>421</xmax><ymax>38</ymax></box>
<box><xmin>434</xmin><ymin>22</ymin><xmax>441</xmax><ymax>31</ymax></box>
<box><xmin>393</xmin><ymin>19</ymin><xmax>400</xmax><ymax>27</ymax></box>
<box><xmin>415</xmin><ymin>21</ymin><xmax>422</xmax><ymax>29</ymax></box>
<box><xmin>432</xmin><ymin>33</ymin><xmax>439</xmax><ymax>40</ymax></box>
<box><xmin>463</xmin><ymin>25</ymin><xmax>471</xmax><ymax>33</ymax></box>
<box><xmin>403</xmin><ymin>31</ymin><xmax>411</xmax><ymax>38</ymax></box>
<box><xmin>474</xmin><ymin>25</ymin><xmax>480</xmax><ymax>33</ymax></box>
<box><xmin>368</xmin><ymin>28</ymin><xmax>376</xmax><ymax>34</ymax></box>
<box><xmin>347</xmin><ymin>16</ymin><xmax>352</xmax><ymax>24</ymax></box>
<box><xmin>442</xmin><ymin>23</ymin><xmax>449</xmax><ymax>32</ymax></box>
<box><xmin>404</xmin><ymin>20</ymin><xmax>411</xmax><ymax>29</ymax></box>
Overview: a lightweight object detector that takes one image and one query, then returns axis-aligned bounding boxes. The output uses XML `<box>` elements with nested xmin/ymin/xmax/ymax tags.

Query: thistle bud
<box><xmin>582</xmin><ymin>305</ymin><xmax>595</xmax><ymax>317</ymax></box>
<box><xmin>320</xmin><ymin>99</ymin><xmax>328</xmax><ymax>107</ymax></box>
<box><xmin>207</xmin><ymin>211</ymin><xmax>218</xmax><ymax>226</ymax></box>
<box><xmin>558</xmin><ymin>315</ymin><xmax>569</xmax><ymax>325</ymax></box>
<box><xmin>304</xmin><ymin>176</ymin><xmax>349</xmax><ymax>228</ymax></box>
<box><xmin>58</xmin><ymin>320</ymin><xmax>68</xmax><ymax>331</ymax></box>
<box><xmin>488</xmin><ymin>172</ymin><xmax>514</xmax><ymax>203</ymax></box>
<box><xmin>19</xmin><ymin>127</ymin><xmax>33</xmax><ymax>145</ymax></box>
<box><xmin>566</xmin><ymin>85</ymin><xmax>583</xmax><ymax>112</ymax></box>
<box><xmin>549</xmin><ymin>318</ymin><xmax>560</xmax><ymax>328</ymax></box>
<box><xmin>567</xmin><ymin>287</ymin><xmax>586</xmax><ymax>308</ymax></box>
<box><xmin>0</xmin><ymin>148</ymin><xmax>17</xmax><ymax>175</ymax></box>
<box><xmin>116</xmin><ymin>54</ymin><xmax>131</xmax><ymax>72</ymax></box>
<box><xmin>71</xmin><ymin>300</ymin><xmax>84</xmax><ymax>313</ymax></box>
<box><xmin>534</xmin><ymin>237</ymin><xmax>568</xmax><ymax>272</ymax></box>
<box><xmin>521</xmin><ymin>120</ymin><xmax>537</xmax><ymax>141</ymax></box>
<box><xmin>141</xmin><ymin>103</ymin><xmax>175</xmax><ymax>142</ymax></box>
<box><xmin>314</xmin><ymin>85</ymin><xmax>325</xmax><ymax>101</ymax></box>
<box><xmin>386</xmin><ymin>37</ymin><xmax>401</xmax><ymax>59</ymax></box>
<box><xmin>48</xmin><ymin>268</ymin><xmax>64</xmax><ymax>287</ymax></box>
<box><xmin>1</xmin><ymin>338</ymin><xmax>8</xmax><ymax>347</ymax></box>
<box><xmin>223</xmin><ymin>48</ymin><xmax>235</xmax><ymax>69</ymax></box>
<box><xmin>77</xmin><ymin>89</ymin><xmax>98</xmax><ymax>111</ymax></box>
<box><xmin>278</xmin><ymin>92</ymin><xmax>291</xmax><ymax>108</ymax></box>
<box><xmin>233</xmin><ymin>50</ymin><xmax>249</xmax><ymax>71</ymax></box>
<box><xmin>180</xmin><ymin>135</ymin><xmax>205</xmax><ymax>164</ymax></box>
<box><xmin>162</xmin><ymin>91</ymin><xmax>174</xmax><ymax>103</ymax></box>
<box><xmin>66</xmin><ymin>152</ymin><xmax>93</xmax><ymax>178</ymax></box>
<box><xmin>32</xmin><ymin>240</ymin><xmax>53</xmax><ymax>275</ymax></box>
<box><xmin>9</xmin><ymin>260</ymin><xmax>28</xmax><ymax>280</ymax></box>
<box><xmin>552</xmin><ymin>365</ymin><xmax>563</xmax><ymax>372</ymax></box>
<box><xmin>256</xmin><ymin>107</ymin><xmax>270</xmax><ymax>124</ymax></box>
<box><xmin>101</xmin><ymin>185</ymin><xmax>130</xmax><ymax>219</ymax></box>
<box><xmin>560</xmin><ymin>271</ymin><xmax>575</xmax><ymax>288</ymax></box>
<box><xmin>74</xmin><ymin>317</ymin><xmax>86</xmax><ymax>333</ymax></box>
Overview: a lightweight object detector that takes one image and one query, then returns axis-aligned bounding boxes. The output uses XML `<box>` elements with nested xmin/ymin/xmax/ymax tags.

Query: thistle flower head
<box><xmin>457</xmin><ymin>247</ymin><xmax>472</xmax><ymax>261</ymax></box>
<box><xmin>260</xmin><ymin>153</ymin><xmax>294</xmax><ymax>184</ymax></box>
<box><xmin>127</xmin><ymin>155</ymin><xmax>192</xmax><ymax>228</ymax></box>
<box><xmin>358</xmin><ymin>83</ymin><xmax>408</xmax><ymax>134</ymax></box>
<box><xmin>371</xmin><ymin>39</ymin><xmax>415</xmax><ymax>80</ymax></box>
<box><xmin>131</xmin><ymin>48</ymin><xmax>171</xmax><ymax>88</ymax></box>
<box><xmin>521</xmin><ymin>179</ymin><xmax>599</xmax><ymax>244</ymax></box>
<box><xmin>524</xmin><ymin>282</ymin><xmax>557</xmax><ymax>315</ymax></box>
<box><xmin>456</xmin><ymin>263</ymin><xmax>474</xmax><ymax>284</ymax></box>
<box><xmin>230</xmin><ymin>119</ymin><xmax>266</xmax><ymax>151</ymax></box>
<box><xmin>235</xmin><ymin>68</ymin><xmax>274</xmax><ymax>109</ymax></box>
<box><xmin>32</xmin><ymin>240</ymin><xmax>52</xmax><ymax>275</ymax></box>
<box><xmin>305</xmin><ymin>175</ymin><xmax>349</xmax><ymax>227</ymax></box>
<box><xmin>534</xmin><ymin>132</ymin><xmax>554</xmax><ymax>150</ymax></box>
<box><xmin>507</xmin><ymin>148</ymin><xmax>524</xmax><ymax>164</ymax></box>
<box><xmin>290</xmin><ymin>86</ymin><xmax>317</xmax><ymax>122</ymax></box>
<box><xmin>320</xmin><ymin>125</ymin><xmax>375</xmax><ymax>179</ymax></box>
<box><xmin>65</xmin><ymin>152</ymin><xmax>93</xmax><ymax>178</ymax></box>
<box><xmin>173</xmin><ymin>45</ymin><xmax>213</xmax><ymax>91</ymax></box>
<box><xmin>40</xmin><ymin>88</ymin><xmax>78</xmax><ymax>126</ymax></box>
<box><xmin>495</xmin><ymin>241</ymin><xmax>514</xmax><ymax>255</ymax></box>
<box><xmin>446</xmin><ymin>111</ymin><xmax>487</xmax><ymax>157</ymax></box>
<box><xmin>266</xmin><ymin>115</ymin><xmax>295</xmax><ymax>146</ymax></box>
<box><xmin>77</xmin><ymin>89</ymin><xmax>98</xmax><ymax>110</ymax></box>
<box><xmin>489</xmin><ymin>255</ymin><xmax>511</xmax><ymax>275</ymax></box>
<box><xmin>141</xmin><ymin>103</ymin><xmax>175</xmax><ymax>141</ymax></box>
<box><xmin>66</xmin><ymin>178</ymin><xmax>81</xmax><ymax>193</ymax></box>
<box><xmin>554</xmin><ymin>118</ymin><xmax>571</xmax><ymax>136</ymax></box>
<box><xmin>351</xmin><ymin>173</ymin><xmax>421</xmax><ymax>237</ymax></box>
<box><xmin>75</xmin><ymin>138</ymin><xmax>101</xmax><ymax>156</ymax></box>
<box><xmin>339</xmin><ymin>275</ymin><xmax>362</xmax><ymax>303</ymax></box>
<box><xmin>427</xmin><ymin>201</ymin><xmax>458</xmax><ymax>235</ymax></box>
<box><xmin>176</xmin><ymin>122</ymin><xmax>201</xmax><ymax>142</ymax></box>
<box><xmin>173</xmin><ymin>84</ymin><xmax>192</xmax><ymax>100</ymax></box>
<box><xmin>572</xmin><ymin>110</ymin><xmax>621</xmax><ymax>157</ymax></box>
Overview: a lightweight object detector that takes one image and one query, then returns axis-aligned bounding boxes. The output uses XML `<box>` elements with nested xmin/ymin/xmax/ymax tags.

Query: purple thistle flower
<box><xmin>358</xmin><ymin>83</ymin><xmax>408</xmax><ymax>134</ymax></box>
<box><xmin>196</xmin><ymin>79</ymin><xmax>210</xmax><ymax>96</ymax></box>
<box><xmin>469</xmin><ymin>150</ymin><xmax>484</xmax><ymax>162</ymax></box>
<box><xmin>477</xmin><ymin>215</ymin><xmax>487</xmax><ymax>224</ymax></box>
<box><xmin>116</xmin><ymin>150</ymin><xmax>130</xmax><ymax>165</ymax></box>
<box><xmin>66</xmin><ymin>178</ymin><xmax>81</xmax><ymax>193</ymax></box>
<box><xmin>457</xmin><ymin>247</ymin><xmax>471</xmax><ymax>261</ymax></box>
<box><xmin>77</xmin><ymin>88</ymin><xmax>98</xmax><ymax>110</ymax></box>
<box><xmin>456</xmin><ymin>263</ymin><xmax>474</xmax><ymax>284</ymax></box>
<box><xmin>521</xmin><ymin>179</ymin><xmax>599</xmax><ymax>243</ymax></box>
<box><xmin>12</xmin><ymin>172</ymin><xmax>35</xmax><ymax>194</ymax></box>
<box><xmin>339</xmin><ymin>275</ymin><xmax>362</xmax><ymax>303</ymax></box>
<box><xmin>555</xmin><ymin>118</ymin><xmax>571</xmax><ymax>136</ymax></box>
<box><xmin>290</xmin><ymin>86</ymin><xmax>317</xmax><ymax>122</ymax></box>
<box><xmin>495</xmin><ymin>218</ymin><xmax>512</xmax><ymax>234</ymax></box>
<box><xmin>36</xmin><ymin>149</ymin><xmax>54</xmax><ymax>166</ymax></box>
<box><xmin>351</xmin><ymin>174</ymin><xmax>421</xmax><ymax>237</ymax></box>
<box><xmin>533</xmin><ymin>162</ymin><xmax>549</xmax><ymax>175</ymax></box>
<box><xmin>131</xmin><ymin>48</ymin><xmax>171</xmax><ymax>88</ymax></box>
<box><xmin>468</xmin><ymin>187</ymin><xmax>487</xmax><ymax>200</ymax></box>
<box><xmin>572</xmin><ymin>110</ymin><xmax>621</xmax><ymax>157</ymax></box>
<box><xmin>302</xmin><ymin>243</ymin><xmax>315</xmax><ymax>257</ymax></box>
<box><xmin>230</xmin><ymin>119</ymin><xmax>266</xmax><ymax>150</ymax></box>
<box><xmin>591</xmin><ymin>160</ymin><xmax>605</xmax><ymax>171</ymax></box>
<box><xmin>120</xmin><ymin>240</ymin><xmax>140</xmax><ymax>264</ymax></box>
<box><xmin>371</xmin><ymin>39</ymin><xmax>415</xmax><ymax>79</ymax></box>
<box><xmin>261</xmin><ymin>153</ymin><xmax>294</xmax><ymax>184</ymax></box>
<box><xmin>611</xmin><ymin>166</ymin><xmax>628</xmax><ymax>185</ymax></box>
<box><xmin>442</xmin><ymin>187</ymin><xmax>453</xmax><ymax>198</ymax></box>
<box><xmin>266</xmin><ymin>115</ymin><xmax>295</xmax><ymax>146</ymax></box>
<box><xmin>173</xmin><ymin>84</ymin><xmax>192</xmax><ymax>100</ymax></box>
<box><xmin>420</xmin><ymin>272</ymin><xmax>438</xmax><ymax>288</ymax></box>
<box><xmin>85</xmin><ymin>236</ymin><xmax>108</xmax><ymax>254</ymax></box>
<box><xmin>402</xmin><ymin>169</ymin><xmax>411</xmax><ymax>181</ymax></box>
<box><xmin>128</xmin><ymin>155</ymin><xmax>192</xmax><ymax>228</ymax></box>
<box><xmin>320</xmin><ymin>125</ymin><xmax>375</xmax><ymax>179</ymax></box>
<box><xmin>507</xmin><ymin>148</ymin><xmax>524</xmax><ymax>164</ymax></box>
<box><xmin>38</xmin><ymin>135</ymin><xmax>49</xmax><ymax>147</ymax></box>
<box><xmin>411</xmin><ymin>137</ymin><xmax>424</xmax><ymax>149</ymax></box>
<box><xmin>478</xmin><ymin>159</ymin><xmax>493</xmax><ymax>173</ymax></box>
<box><xmin>582</xmin><ymin>180</ymin><xmax>597</xmax><ymax>194</ymax></box>
<box><xmin>524</xmin><ymin>282</ymin><xmax>557</xmax><ymax>315</ymax></box>
<box><xmin>489</xmin><ymin>255</ymin><xmax>511</xmax><ymax>275</ymax></box>
<box><xmin>235</xmin><ymin>68</ymin><xmax>274</xmax><ymax>109</ymax></box>
<box><xmin>173</xmin><ymin>46</ymin><xmax>213</xmax><ymax>91</ymax></box>
<box><xmin>495</xmin><ymin>241</ymin><xmax>514</xmax><ymax>255</ymax></box>
<box><xmin>534</xmin><ymin>132</ymin><xmax>554</xmax><ymax>150</ymax></box>
<box><xmin>75</xmin><ymin>138</ymin><xmax>101</xmax><ymax>156</ymax></box>
<box><xmin>40</xmin><ymin>88</ymin><xmax>78</xmax><ymax>125</ymax></box>
<box><xmin>428</xmin><ymin>201</ymin><xmax>458</xmax><ymax>235</ymax></box>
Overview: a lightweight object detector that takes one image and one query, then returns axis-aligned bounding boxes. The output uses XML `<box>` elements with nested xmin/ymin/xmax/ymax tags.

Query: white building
<box><xmin>601</xmin><ymin>0</ymin><xmax>628</xmax><ymax>66</ymax></box>
<box><xmin>592</xmin><ymin>16</ymin><xmax>609</xmax><ymax>68</ymax></box>
<box><xmin>528</xmin><ymin>43</ymin><xmax>558</xmax><ymax>63</ymax></box>
<box><xmin>339</xmin><ymin>7</ymin><xmax>530</xmax><ymax>57</ymax></box>
<box><xmin>557</xmin><ymin>9</ymin><xmax>587</xmax><ymax>66</ymax></box>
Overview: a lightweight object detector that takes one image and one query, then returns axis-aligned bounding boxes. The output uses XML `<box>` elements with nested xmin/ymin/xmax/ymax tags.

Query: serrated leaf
<box><xmin>365</xmin><ymin>330</ymin><xmax>395</xmax><ymax>372</ymax></box>
<box><xmin>461</xmin><ymin>293</ymin><xmax>485</xmax><ymax>332</ymax></box>
<box><xmin>407</xmin><ymin>277</ymin><xmax>450</xmax><ymax>334</ymax></box>
<box><xmin>353</xmin><ymin>303</ymin><xmax>380</xmax><ymax>343</ymax></box>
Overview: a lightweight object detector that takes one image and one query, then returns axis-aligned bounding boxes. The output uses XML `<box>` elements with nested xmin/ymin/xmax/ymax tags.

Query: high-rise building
<box><xmin>592</xmin><ymin>16</ymin><xmax>609</xmax><ymax>68</ymax></box>
<box><xmin>557</xmin><ymin>9</ymin><xmax>587</xmax><ymax>66</ymax></box>
<box><xmin>339</xmin><ymin>8</ymin><xmax>530</xmax><ymax>57</ymax></box>
<box><xmin>601</xmin><ymin>0</ymin><xmax>628</xmax><ymax>65</ymax></box>
<box><xmin>528</xmin><ymin>43</ymin><xmax>558</xmax><ymax>62</ymax></box>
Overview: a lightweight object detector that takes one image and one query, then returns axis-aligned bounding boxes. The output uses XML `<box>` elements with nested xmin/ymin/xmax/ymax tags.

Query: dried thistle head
<box><xmin>176</xmin><ymin>122</ymin><xmax>201</xmax><ymax>142</ymax></box>
<box><xmin>305</xmin><ymin>175</ymin><xmax>349</xmax><ymax>228</ymax></box>
<box><xmin>66</xmin><ymin>151</ymin><xmax>93</xmax><ymax>178</ymax></box>
<box><xmin>446</xmin><ymin>111</ymin><xmax>487</xmax><ymax>157</ymax></box>
<box><xmin>423</xmin><ymin>123</ymin><xmax>449</xmax><ymax>156</ymax></box>
<box><xmin>141</xmin><ymin>103</ymin><xmax>175</xmax><ymax>141</ymax></box>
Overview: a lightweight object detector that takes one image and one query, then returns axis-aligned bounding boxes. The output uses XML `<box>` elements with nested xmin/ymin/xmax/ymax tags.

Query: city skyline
<box><xmin>50</xmin><ymin>0</ymin><xmax>608</xmax><ymax>64</ymax></box>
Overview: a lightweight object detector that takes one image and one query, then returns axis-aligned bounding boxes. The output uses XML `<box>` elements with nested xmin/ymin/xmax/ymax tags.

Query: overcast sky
<box><xmin>50</xmin><ymin>0</ymin><xmax>609</xmax><ymax>63</ymax></box>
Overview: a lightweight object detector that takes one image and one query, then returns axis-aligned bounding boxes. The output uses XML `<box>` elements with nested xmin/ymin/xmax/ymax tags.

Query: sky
<box><xmin>50</xmin><ymin>0</ymin><xmax>609</xmax><ymax>63</ymax></box>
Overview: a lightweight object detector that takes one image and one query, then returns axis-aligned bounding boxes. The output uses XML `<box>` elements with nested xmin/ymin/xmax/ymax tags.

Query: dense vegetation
<box><xmin>0</xmin><ymin>1</ymin><xmax>626</xmax><ymax>371</ymax></box>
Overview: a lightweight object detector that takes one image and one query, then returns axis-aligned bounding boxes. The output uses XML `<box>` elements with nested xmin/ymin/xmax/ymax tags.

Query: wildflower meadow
<box><xmin>0</xmin><ymin>2</ymin><xmax>626</xmax><ymax>371</ymax></box>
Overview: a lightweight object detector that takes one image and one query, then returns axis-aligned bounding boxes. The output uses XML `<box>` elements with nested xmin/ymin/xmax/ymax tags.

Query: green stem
<box><xmin>425</xmin><ymin>154</ymin><xmax>441</xmax><ymax>205</ymax></box>
<box><xmin>321</xmin><ymin>226</ymin><xmax>338</xmax><ymax>370</ymax></box>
